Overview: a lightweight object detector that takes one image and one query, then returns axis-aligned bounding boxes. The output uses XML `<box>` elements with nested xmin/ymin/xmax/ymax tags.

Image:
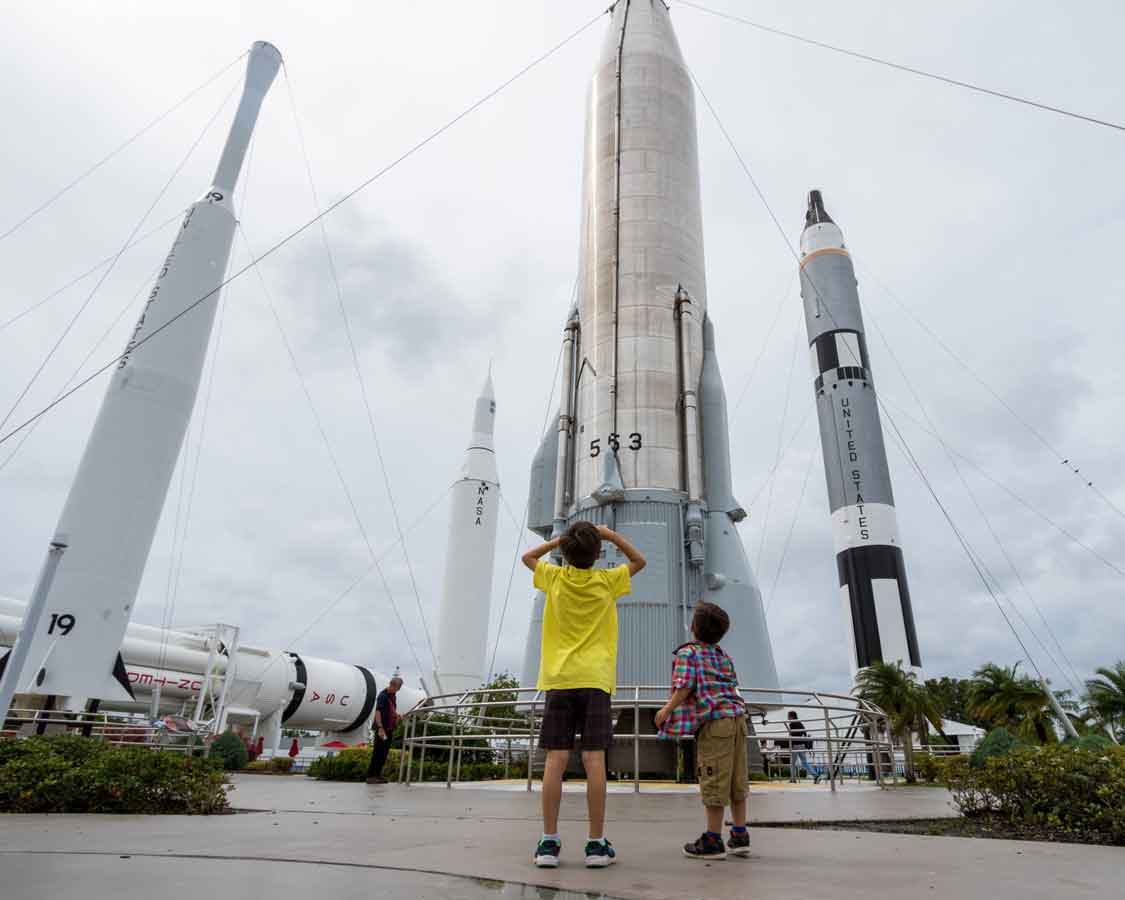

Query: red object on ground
<box><xmin>288</xmin><ymin>738</ymin><xmax>299</xmax><ymax>758</ymax></box>
<box><xmin>320</xmin><ymin>740</ymin><xmax>350</xmax><ymax>749</ymax></box>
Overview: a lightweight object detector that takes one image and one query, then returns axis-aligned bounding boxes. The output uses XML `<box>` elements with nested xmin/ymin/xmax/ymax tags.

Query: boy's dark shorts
<box><xmin>539</xmin><ymin>688</ymin><xmax>613</xmax><ymax>751</ymax></box>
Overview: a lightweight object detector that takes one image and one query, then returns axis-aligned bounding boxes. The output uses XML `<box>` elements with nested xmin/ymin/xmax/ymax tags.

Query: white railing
<box><xmin>398</xmin><ymin>685</ymin><xmax>894</xmax><ymax>793</ymax></box>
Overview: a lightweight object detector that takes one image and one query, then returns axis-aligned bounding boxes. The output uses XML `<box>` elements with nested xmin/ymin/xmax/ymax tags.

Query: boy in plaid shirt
<box><xmin>654</xmin><ymin>602</ymin><xmax>750</xmax><ymax>860</ymax></box>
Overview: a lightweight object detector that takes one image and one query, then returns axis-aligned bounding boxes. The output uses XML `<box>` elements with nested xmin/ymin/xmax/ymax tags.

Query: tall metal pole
<box><xmin>0</xmin><ymin>541</ymin><xmax>67</xmax><ymax>727</ymax></box>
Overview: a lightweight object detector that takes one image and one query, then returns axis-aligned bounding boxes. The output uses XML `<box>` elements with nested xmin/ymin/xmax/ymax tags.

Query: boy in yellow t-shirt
<box><xmin>521</xmin><ymin>522</ymin><xmax>645</xmax><ymax>870</ymax></box>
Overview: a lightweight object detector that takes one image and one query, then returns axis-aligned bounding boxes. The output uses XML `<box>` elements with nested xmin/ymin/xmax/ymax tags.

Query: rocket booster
<box><xmin>798</xmin><ymin>190</ymin><xmax>922</xmax><ymax>674</ymax></box>
<box><xmin>522</xmin><ymin>1</ymin><xmax>778</xmax><ymax>691</ymax></box>
<box><xmin>433</xmin><ymin>375</ymin><xmax>499</xmax><ymax>696</ymax></box>
<box><xmin>4</xmin><ymin>43</ymin><xmax>282</xmax><ymax>708</ymax></box>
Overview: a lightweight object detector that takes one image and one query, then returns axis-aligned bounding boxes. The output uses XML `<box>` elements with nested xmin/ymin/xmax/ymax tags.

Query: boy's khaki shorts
<box><xmin>696</xmin><ymin>715</ymin><xmax>749</xmax><ymax>807</ymax></box>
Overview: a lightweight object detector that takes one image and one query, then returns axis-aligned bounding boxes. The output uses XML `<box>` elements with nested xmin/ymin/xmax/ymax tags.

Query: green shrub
<box><xmin>944</xmin><ymin>744</ymin><xmax>1125</xmax><ymax>843</ymax></box>
<box><xmin>748</xmin><ymin>771</ymin><xmax>769</xmax><ymax>782</ymax></box>
<box><xmin>243</xmin><ymin>759</ymin><xmax>272</xmax><ymax>772</ymax></box>
<box><xmin>914</xmin><ymin>754</ymin><xmax>948</xmax><ymax>783</ymax></box>
<box><xmin>306</xmin><ymin>745</ymin><xmax>527</xmax><ymax>783</ymax></box>
<box><xmin>971</xmin><ymin>727</ymin><xmax>1027</xmax><ymax>768</ymax></box>
<box><xmin>208</xmin><ymin>730</ymin><xmax>249</xmax><ymax>771</ymax></box>
<box><xmin>307</xmin><ymin>747</ymin><xmax>371</xmax><ymax>781</ymax></box>
<box><xmin>270</xmin><ymin>756</ymin><xmax>294</xmax><ymax>773</ymax></box>
<box><xmin>0</xmin><ymin>736</ymin><xmax>228</xmax><ymax>814</ymax></box>
<box><xmin>1063</xmin><ymin>734</ymin><xmax>1115</xmax><ymax>752</ymax></box>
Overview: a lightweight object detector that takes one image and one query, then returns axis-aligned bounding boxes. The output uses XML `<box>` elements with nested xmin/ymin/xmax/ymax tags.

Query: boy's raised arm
<box><xmin>521</xmin><ymin>537</ymin><xmax>560</xmax><ymax>572</ymax></box>
<box><xmin>598</xmin><ymin>525</ymin><xmax>646</xmax><ymax>576</ymax></box>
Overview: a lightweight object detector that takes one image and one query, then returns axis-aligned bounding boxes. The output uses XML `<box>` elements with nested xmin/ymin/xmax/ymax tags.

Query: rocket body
<box><xmin>433</xmin><ymin>376</ymin><xmax>499</xmax><ymax>696</ymax></box>
<box><xmin>4</xmin><ymin>43</ymin><xmax>281</xmax><ymax>708</ymax></box>
<box><xmin>522</xmin><ymin>1</ymin><xmax>778</xmax><ymax>691</ymax></box>
<box><xmin>798</xmin><ymin>191</ymin><xmax>922</xmax><ymax>675</ymax></box>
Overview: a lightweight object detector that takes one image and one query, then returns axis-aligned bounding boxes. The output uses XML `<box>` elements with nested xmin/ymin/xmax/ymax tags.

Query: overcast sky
<box><xmin>2</xmin><ymin>1</ymin><xmax>1123</xmax><ymax>699</ymax></box>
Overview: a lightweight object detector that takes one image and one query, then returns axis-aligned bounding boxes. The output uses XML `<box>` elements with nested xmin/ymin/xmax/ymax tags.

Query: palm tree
<box><xmin>1086</xmin><ymin>661</ymin><xmax>1125</xmax><ymax>741</ymax></box>
<box><xmin>854</xmin><ymin>661</ymin><xmax>944</xmax><ymax>783</ymax></box>
<box><xmin>966</xmin><ymin>662</ymin><xmax>1057</xmax><ymax>743</ymax></box>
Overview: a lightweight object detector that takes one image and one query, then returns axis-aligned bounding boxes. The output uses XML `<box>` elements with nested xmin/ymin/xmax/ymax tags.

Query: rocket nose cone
<box><xmin>805</xmin><ymin>190</ymin><xmax>834</xmax><ymax>229</ymax></box>
<box><xmin>480</xmin><ymin>372</ymin><xmax>495</xmax><ymax>401</ymax></box>
<box><xmin>246</xmin><ymin>41</ymin><xmax>283</xmax><ymax>90</ymax></box>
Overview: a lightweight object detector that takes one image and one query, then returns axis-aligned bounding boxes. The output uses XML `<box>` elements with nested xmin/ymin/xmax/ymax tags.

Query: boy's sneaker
<box><xmin>727</xmin><ymin>830</ymin><xmax>751</xmax><ymax>857</ymax></box>
<box><xmin>584</xmin><ymin>838</ymin><xmax>616</xmax><ymax>868</ymax></box>
<box><xmin>683</xmin><ymin>832</ymin><xmax>727</xmax><ymax>860</ymax></box>
<box><xmin>533</xmin><ymin>838</ymin><xmax>561</xmax><ymax>868</ymax></box>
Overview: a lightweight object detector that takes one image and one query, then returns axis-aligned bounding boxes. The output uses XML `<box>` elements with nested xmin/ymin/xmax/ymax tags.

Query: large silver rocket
<box><xmin>522</xmin><ymin>1</ymin><xmax>778</xmax><ymax>690</ymax></box>
<box><xmin>799</xmin><ymin>190</ymin><xmax>922</xmax><ymax>675</ymax></box>
<box><xmin>0</xmin><ymin>43</ymin><xmax>282</xmax><ymax>711</ymax></box>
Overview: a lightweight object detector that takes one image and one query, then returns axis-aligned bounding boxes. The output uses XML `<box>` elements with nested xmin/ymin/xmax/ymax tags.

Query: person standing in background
<box><xmin>365</xmin><ymin>676</ymin><xmax>402</xmax><ymax>784</ymax></box>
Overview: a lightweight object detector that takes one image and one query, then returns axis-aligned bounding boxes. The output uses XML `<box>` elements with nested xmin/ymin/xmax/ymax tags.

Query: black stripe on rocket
<box><xmin>812</xmin><ymin>330</ymin><xmax>870</xmax><ymax>389</ymax></box>
<box><xmin>281</xmin><ymin>653</ymin><xmax>307</xmax><ymax>723</ymax></box>
<box><xmin>836</xmin><ymin>544</ymin><xmax>922</xmax><ymax>668</ymax></box>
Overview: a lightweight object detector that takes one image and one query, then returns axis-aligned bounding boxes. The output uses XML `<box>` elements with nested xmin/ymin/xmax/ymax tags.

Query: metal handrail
<box><xmin>1</xmin><ymin>707</ymin><xmax>205</xmax><ymax>752</ymax></box>
<box><xmin>398</xmin><ymin>685</ymin><xmax>894</xmax><ymax>793</ymax></box>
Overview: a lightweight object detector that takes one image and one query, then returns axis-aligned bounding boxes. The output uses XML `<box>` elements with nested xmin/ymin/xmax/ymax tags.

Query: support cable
<box><xmin>256</xmin><ymin>483</ymin><xmax>455</xmax><ymax>685</ymax></box>
<box><xmin>677</xmin><ymin>0</ymin><xmax>1125</xmax><ymax>134</ymax></box>
<box><xmin>0</xmin><ymin>260</ymin><xmax>162</xmax><ymax>473</ymax></box>
<box><xmin>485</xmin><ymin>285</ymin><xmax>573</xmax><ymax>684</ymax></box>
<box><xmin>755</xmin><ymin>318</ymin><xmax>800</xmax><ymax>572</ymax></box>
<box><xmin>765</xmin><ymin>441</ymin><xmax>817</xmax><ymax>615</ymax></box>
<box><xmin>866</xmin><ymin>309</ymin><xmax>1083</xmax><ymax>692</ymax></box>
<box><xmin>282</xmin><ymin>64</ymin><xmax>437</xmax><ymax>670</ymax></box>
<box><xmin>0</xmin><ymin>8</ymin><xmax>608</xmax><ymax>449</ymax></box>
<box><xmin>238</xmin><ymin>224</ymin><xmax>426</xmax><ymax>679</ymax></box>
<box><xmin>0</xmin><ymin>81</ymin><xmax>239</xmax><ymax>438</ymax></box>
<box><xmin>745</xmin><ymin>408</ymin><xmax>815</xmax><ymax>510</ymax></box>
<box><xmin>0</xmin><ymin>51</ymin><xmax>248</xmax><ymax>245</ymax></box>
<box><xmin>877</xmin><ymin>393</ymin><xmax>1125</xmax><ymax>581</ymax></box>
<box><xmin>689</xmin><ymin>64</ymin><xmax>1055</xmax><ymax>677</ymax></box>
<box><xmin>731</xmin><ymin>269</ymin><xmax>796</xmax><ymax>413</ymax></box>
<box><xmin>0</xmin><ymin>213</ymin><xmax>183</xmax><ymax>333</ymax></box>
<box><xmin>855</xmin><ymin>259</ymin><xmax>1125</xmax><ymax>527</ymax></box>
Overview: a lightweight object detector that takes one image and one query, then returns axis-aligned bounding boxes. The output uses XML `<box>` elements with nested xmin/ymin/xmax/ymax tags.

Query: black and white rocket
<box><xmin>799</xmin><ymin>190</ymin><xmax>922</xmax><ymax>675</ymax></box>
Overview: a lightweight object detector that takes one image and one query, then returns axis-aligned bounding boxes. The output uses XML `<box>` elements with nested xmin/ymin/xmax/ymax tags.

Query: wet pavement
<box><xmin>0</xmin><ymin>776</ymin><xmax>1118</xmax><ymax>899</ymax></box>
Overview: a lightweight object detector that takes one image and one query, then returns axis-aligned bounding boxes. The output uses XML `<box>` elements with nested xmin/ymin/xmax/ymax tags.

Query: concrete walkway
<box><xmin>0</xmin><ymin>776</ymin><xmax>1118</xmax><ymax>900</ymax></box>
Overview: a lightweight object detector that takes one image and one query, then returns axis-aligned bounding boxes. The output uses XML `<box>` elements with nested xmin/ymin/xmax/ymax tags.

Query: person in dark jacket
<box><xmin>785</xmin><ymin>710</ymin><xmax>820</xmax><ymax>784</ymax></box>
<box><xmin>365</xmin><ymin>677</ymin><xmax>402</xmax><ymax>784</ymax></box>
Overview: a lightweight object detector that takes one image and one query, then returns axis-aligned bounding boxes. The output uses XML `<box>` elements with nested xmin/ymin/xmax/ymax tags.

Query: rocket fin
<box><xmin>592</xmin><ymin>452</ymin><xmax>626</xmax><ymax>505</ymax></box>
<box><xmin>111</xmin><ymin>652</ymin><xmax>136</xmax><ymax>701</ymax></box>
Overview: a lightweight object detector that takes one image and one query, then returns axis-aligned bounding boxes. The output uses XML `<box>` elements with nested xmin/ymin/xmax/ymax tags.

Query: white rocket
<box><xmin>0</xmin><ymin>43</ymin><xmax>281</xmax><ymax>711</ymax></box>
<box><xmin>432</xmin><ymin>375</ymin><xmax>499</xmax><ymax>696</ymax></box>
<box><xmin>0</xmin><ymin>596</ymin><xmax>424</xmax><ymax>749</ymax></box>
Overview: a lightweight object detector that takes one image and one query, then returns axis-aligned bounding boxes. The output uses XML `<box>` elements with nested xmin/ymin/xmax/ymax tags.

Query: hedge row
<box><xmin>936</xmin><ymin>742</ymin><xmax>1125</xmax><ymax>844</ymax></box>
<box><xmin>307</xmin><ymin>746</ymin><xmax>528</xmax><ymax>783</ymax></box>
<box><xmin>0</xmin><ymin>735</ymin><xmax>229</xmax><ymax>814</ymax></box>
<box><xmin>244</xmin><ymin>756</ymin><xmax>295</xmax><ymax>774</ymax></box>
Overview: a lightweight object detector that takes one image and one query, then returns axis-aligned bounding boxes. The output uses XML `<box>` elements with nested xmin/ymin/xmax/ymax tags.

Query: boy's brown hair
<box><xmin>691</xmin><ymin>602</ymin><xmax>730</xmax><ymax>645</ymax></box>
<box><xmin>559</xmin><ymin>521</ymin><xmax>601</xmax><ymax>569</ymax></box>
